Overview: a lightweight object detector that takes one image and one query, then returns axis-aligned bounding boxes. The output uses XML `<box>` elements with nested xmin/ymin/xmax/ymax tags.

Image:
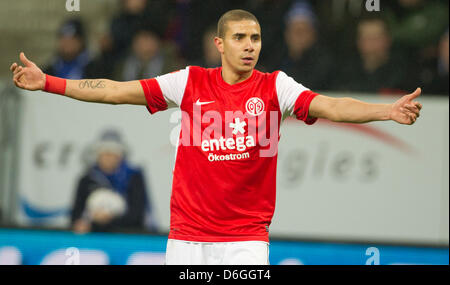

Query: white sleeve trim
<box><xmin>276</xmin><ymin>71</ymin><xmax>310</xmax><ymax>115</ymax></box>
<box><xmin>155</xmin><ymin>67</ymin><xmax>189</xmax><ymax>107</ymax></box>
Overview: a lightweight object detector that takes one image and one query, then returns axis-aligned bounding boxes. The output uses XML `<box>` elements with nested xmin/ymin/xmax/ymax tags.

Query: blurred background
<box><xmin>0</xmin><ymin>0</ymin><xmax>448</xmax><ymax>265</ymax></box>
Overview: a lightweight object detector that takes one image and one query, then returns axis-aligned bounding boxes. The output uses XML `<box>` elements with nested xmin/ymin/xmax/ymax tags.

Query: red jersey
<box><xmin>140</xmin><ymin>66</ymin><xmax>318</xmax><ymax>242</ymax></box>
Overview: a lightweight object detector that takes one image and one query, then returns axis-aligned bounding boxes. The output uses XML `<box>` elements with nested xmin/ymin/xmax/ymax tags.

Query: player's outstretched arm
<box><xmin>10</xmin><ymin>52</ymin><xmax>146</xmax><ymax>105</ymax></box>
<box><xmin>308</xmin><ymin>88</ymin><xmax>422</xmax><ymax>125</ymax></box>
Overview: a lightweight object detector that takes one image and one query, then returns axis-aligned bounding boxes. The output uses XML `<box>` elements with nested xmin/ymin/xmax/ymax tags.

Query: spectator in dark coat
<box><xmin>334</xmin><ymin>17</ymin><xmax>410</xmax><ymax>94</ymax></box>
<box><xmin>84</xmin><ymin>33</ymin><xmax>116</xmax><ymax>79</ymax></box>
<box><xmin>270</xmin><ymin>1</ymin><xmax>334</xmax><ymax>91</ymax></box>
<box><xmin>71</xmin><ymin>129</ymin><xmax>157</xmax><ymax>233</ymax></box>
<box><xmin>110</xmin><ymin>0</ymin><xmax>172</xmax><ymax>59</ymax></box>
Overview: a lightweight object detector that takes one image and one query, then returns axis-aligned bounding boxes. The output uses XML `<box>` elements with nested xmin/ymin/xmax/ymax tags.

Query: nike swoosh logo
<box><xmin>195</xmin><ymin>99</ymin><xmax>215</xmax><ymax>106</ymax></box>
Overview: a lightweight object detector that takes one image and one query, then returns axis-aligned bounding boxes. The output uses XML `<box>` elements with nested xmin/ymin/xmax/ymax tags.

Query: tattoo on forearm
<box><xmin>78</xmin><ymin>80</ymin><xmax>106</xmax><ymax>89</ymax></box>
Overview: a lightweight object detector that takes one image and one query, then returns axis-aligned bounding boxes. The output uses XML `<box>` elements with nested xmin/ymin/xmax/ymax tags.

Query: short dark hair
<box><xmin>217</xmin><ymin>9</ymin><xmax>259</xmax><ymax>38</ymax></box>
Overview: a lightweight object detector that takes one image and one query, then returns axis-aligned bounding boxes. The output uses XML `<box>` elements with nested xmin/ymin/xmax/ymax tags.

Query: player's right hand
<box><xmin>10</xmin><ymin>52</ymin><xmax>46</xmax><ymax>91</ymax></box>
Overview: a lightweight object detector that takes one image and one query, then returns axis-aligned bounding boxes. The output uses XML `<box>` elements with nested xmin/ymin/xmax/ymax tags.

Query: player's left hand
<box><xmin>389</xmin><ymin>88</ymin><xmax>422</xmax><ymax>125</ymax></box>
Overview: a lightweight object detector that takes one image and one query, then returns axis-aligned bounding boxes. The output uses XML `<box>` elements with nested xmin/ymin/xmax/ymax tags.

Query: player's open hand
<box><xmin>389</xmin><ymin>88</ymin><xmax>422</xmax><ymax>125</ymax></box>
<box><xmin>10</xmin><ymin>52</ymin><xmax>46</xmax><ymax>91</ymax></box>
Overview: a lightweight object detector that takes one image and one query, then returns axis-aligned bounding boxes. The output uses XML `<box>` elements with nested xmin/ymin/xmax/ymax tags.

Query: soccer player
<box><xmin>10</xmin><ymin>10</ymin><xmax>422</xmax><ymax>265</ymax></box>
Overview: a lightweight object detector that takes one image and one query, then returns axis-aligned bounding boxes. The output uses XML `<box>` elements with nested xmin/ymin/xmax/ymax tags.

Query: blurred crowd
<box><xmin>44</xmin><ymin>0</ymin><xmax>448</xmax><ymax>95</ymax></box>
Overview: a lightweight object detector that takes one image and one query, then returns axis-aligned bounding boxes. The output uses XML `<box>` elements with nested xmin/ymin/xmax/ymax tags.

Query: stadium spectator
<box><xmin>109</xmin><ymin>0</ymin><xmax>172</xmax><ymax>58</ymax></box>
<box><xmin>190</xmin><ymin>26</ymin><xmax>221</xmax><ymax>68</ymax></box>
<box><xmin>333</xmin><ymin>17</ymin><xmax>409</xmax><ymax>94</ymax></box>
<box><xmin>269</xmin><ymin>1</ymin><xmax>334</xmax><ymax>91</ymax></box>
<box><xmin>43</xmin><ymin>19</ymin><xmax>90</xmax><ymax>79</ymax></box>
<box><xmin>309</xmin><ymin>0</ymin><xmax>364</xmax><ymax>60</ymax></box>
<box><xmin>111</xmin><ymin>28</ymin><xmax>184</xmax><ymax>81</ymax></box>
<box><xmin>71</xmin><ymin>129</ymin><xmax>157</xmax><ymax>233</ymax></box>
<box><xmin>85</xmin><ymin>33</ymin><xmax>116</xmax><ymax>79</ymax></box>
<box><xmin>241</xmin><ymin>0</ymin><xmax>294</xmax><ymax>70</ymax></box>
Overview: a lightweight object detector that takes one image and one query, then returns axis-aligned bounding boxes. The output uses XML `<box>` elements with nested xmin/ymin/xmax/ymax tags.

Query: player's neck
<box><xmin>221</xmin><ymin>66</ymin><xmax>253</xmax><ymax>85</ymax></box>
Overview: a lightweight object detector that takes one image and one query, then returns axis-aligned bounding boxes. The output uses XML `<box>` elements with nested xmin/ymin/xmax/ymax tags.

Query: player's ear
<box><xmin>214</xmin><ymin>37</ymin><xmax>224</xmax><ymax>54</ymax></box>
